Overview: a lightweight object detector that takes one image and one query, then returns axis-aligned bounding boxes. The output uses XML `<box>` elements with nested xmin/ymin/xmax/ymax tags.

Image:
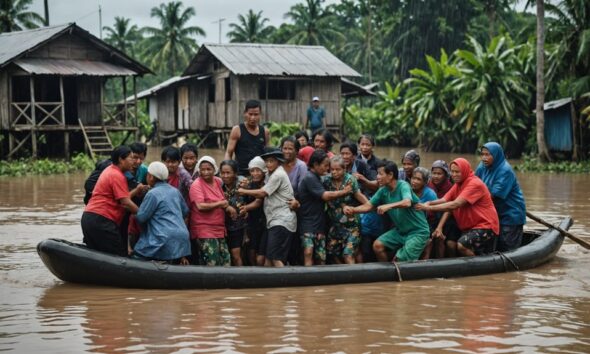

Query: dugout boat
<box><xmin>37</xmin><ymin>217</ymin><xmax>572</xmax><ymax>289</ymax></box>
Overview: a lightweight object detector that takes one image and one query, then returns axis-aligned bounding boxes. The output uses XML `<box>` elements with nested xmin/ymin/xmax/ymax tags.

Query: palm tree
<box><xmin>103</xmin><ymin>17</ymin><xmax>141</xmax><ymax>57</ymax></box>
<box><xmin>141</xmin><ymin>1</ymin><xmax>205</xmax><ymax>76</ymax></box>
<box><xmin>227</xmin><ymin>9</ymin><xmax>274</xmax><ymax>43</ymax></box>
<box><xmin>284</xmin><ymin>0</ymin><xmax>343</xmax><ymax>46</ymax></box>
<box><xmin>0</xmin><ymin>0</ymin><xmax>44</xmax><ymax>33</ymax></box>
<box><xmin>536</xmin><ymin>0</ymin><xmax>551</xmax><ymax>161</ymax></box>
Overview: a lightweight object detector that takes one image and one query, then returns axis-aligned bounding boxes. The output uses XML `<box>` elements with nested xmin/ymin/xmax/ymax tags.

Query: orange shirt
<box><xmin>85</xmin><ymin>165</ymin><xmax>129</xmax><ymax>225</ymax></box>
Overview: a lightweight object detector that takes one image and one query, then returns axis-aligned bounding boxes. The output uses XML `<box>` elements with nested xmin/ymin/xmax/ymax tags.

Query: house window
<box><xmin>225</xmin><ymin>77</ymin><xmax>231</xmax><ymax>102</ymax></box>
<box><xmin>258</xmin><ymin>79</ymin><xmax>296</xmax><ymax>100</ymax></box>
<box><xmin>208</xmin><ymin>81</ymin><xmax>215</xmax><ymax>103</ymax></box>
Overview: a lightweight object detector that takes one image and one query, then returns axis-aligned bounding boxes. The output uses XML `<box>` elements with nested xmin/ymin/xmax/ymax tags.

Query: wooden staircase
<box><xmin>79</xmin><ymin>119</ymin><xmax>113</xmax><ymax>160</ymax></box>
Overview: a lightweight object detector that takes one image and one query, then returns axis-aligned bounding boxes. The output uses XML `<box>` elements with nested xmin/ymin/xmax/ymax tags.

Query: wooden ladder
<box><xmin>79</xmin><ymin>119</ymin><xmax>113</xmax><ymax>160</ymax></box>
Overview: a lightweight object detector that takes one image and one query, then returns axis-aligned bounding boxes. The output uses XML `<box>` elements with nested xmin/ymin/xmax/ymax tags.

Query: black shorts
<box><xmin>266</xmin><ymin>226</ymin><xmax>294</xmax><ymax>262</ymax></box>
<box><xmin>81</xmin><ymin>211</ymin><xmax>126</xmax><ymax>256</ymax></box>
<box><xmin>247</xmin><ymin>226</ymin><xmax>267</xmax><ymax>256</ymax></box>
<box><xmin>360</xmin><ymin>233</ymin><xmax>379</xmax><ymax>262</ymax></box>
<box><xmin>443</xmin><ymin>217</ymin><xmax>462</xmax><ymax>242</ymax></box>
<box><xmin>458</xmin><ymin>229</ymin><xmax>497</xmax><ymax>255</ymax></box>
<box><xmin>226</xmin><ymin>228</ymin><xmax>245</xmax><ymax>249</ymax></box>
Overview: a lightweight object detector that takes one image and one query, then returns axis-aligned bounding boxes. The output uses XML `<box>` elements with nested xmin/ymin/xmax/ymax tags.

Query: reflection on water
<box><xmin>1</xmin><ymin>148</ymin><xmax>589</xmax><ymax>352</ymax></box>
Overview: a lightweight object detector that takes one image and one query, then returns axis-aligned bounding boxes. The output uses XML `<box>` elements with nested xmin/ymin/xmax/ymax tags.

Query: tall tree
<box><xmin>103</xmin><ymin>17</ymin><xmax>141</xmax><ymax>57</ymax></box>
<box><xmin>227</xmin><ymin>9</ymin><xmax>274</xmax><ymax>43</ymax></box>
<box><xmin>141</xmin><ymin>1</ymin><xmax>205</xmax><ymax>76</ymax></box>
<box><xmin>536</xmin><ymin>0</ymin><xmax>551</xmax><ymax>161</ymax></box>
<box><xmin>0</xmin><ymin>0</ymin><xmax>44</xmax><ymax>33</ymax></box>
<box><xmin>284</xmin><ymin>0</ymin><xmax>343</xmax><ymax>46</ymax></box>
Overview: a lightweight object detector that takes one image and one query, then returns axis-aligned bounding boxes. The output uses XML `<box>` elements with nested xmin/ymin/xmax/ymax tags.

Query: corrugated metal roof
<box><xmin>124</xmin><ymin>75</ymin><xmax>209</xmax><ymax>102</ymax></box>
<box><xmin>544</xmin><ymin>97</ymin><xmax>572</xmax><ymax>110</ymax></box>
<box><xmin>341</xmin><ymin>77</ymin><xmax>377</xmax><ymax>97</ymax></box>
<box><xmin>15</xmin><ymin>58</ymin><xmax>137</xmax><ymax>76</ymax></box>
<box><xmin>0</xmin><ymin>24</ymin><xmax>70</xmax><ymax>67</ymax></box>
<box><xmin>183</xmin><ymin>43</ymin><xmax>361</xmax><ymax>77</ymax></box>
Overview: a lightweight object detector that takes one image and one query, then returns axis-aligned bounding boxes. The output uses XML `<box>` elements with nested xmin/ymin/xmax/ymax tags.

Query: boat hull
<box><xmin>37</xmin><ymin>218</ymin><xmax>572</xmax><ymax>289</ymax></box>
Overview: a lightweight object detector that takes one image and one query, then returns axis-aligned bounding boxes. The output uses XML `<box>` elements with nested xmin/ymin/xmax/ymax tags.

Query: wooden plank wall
<box><xmin>77</xmin><ymin>77</ymin><xmax>101</xmax><ymax>125</ymax></box>
<box><xmin>188</xmin><ymin>79</ymin><xmax>208</xmax><ymax>130</ymax></box>
<box><xmin>29</xmin><ymin>33</ymin><xmax>108</xmax><ymax>61</ymax></box>
<box><xmin>157</xmin><ymin>89</ymin><xmax>175</xmax><ymax>132</ymax></box>
<box><xmin>0</xmin><ymin>70</ymin><xmax>8</xmax><ymax>130</ymax></box>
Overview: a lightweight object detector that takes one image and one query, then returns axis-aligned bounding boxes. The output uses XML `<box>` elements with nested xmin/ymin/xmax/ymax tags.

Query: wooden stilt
<box><xmin>122</xmin><ymin>76</ymin><xmax>128</xmax><ymax>126</ymax></box>
<box><xmin>8</xmin><ymin>132</ymin><xmax>14</xmax><ymax>161</ymax></box>
<box><xmin>64</xmin><ymin>132</ymin><xmax>70</xmax><ymax>160</ymax></box>
<box><xmin>133</xmin><ymin>76</ymin><xmax>138</xmax><ymax>141</ymax></box>
<box><xmin>30</xmin><ymin>75</ymin><xmax>37</xmax><ymax>158</ymax></box>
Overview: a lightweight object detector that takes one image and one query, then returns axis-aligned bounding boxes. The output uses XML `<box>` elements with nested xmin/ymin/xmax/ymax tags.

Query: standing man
<box><xmin>306</xmin><ymin>96</ymin><xmax>325</xmax><ymax>133</ymax></box>
<box><xmin>225</xmin><ymin>100</ymin><xmax>270</xmax><ymax>176</ymax></box>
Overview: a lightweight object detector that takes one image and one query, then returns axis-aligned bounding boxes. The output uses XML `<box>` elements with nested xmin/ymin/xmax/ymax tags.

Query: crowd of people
<box><xmin>81</xmin><ymin>100</ymin><xmax>527</xmax><ymax>267</ymax></box>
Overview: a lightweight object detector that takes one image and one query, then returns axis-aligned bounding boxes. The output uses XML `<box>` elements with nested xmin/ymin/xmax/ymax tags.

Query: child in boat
<box><xmin>428</xmin><ymin>160</ymin><xmax>461</xmax><ymax>258</ymax></box>
<box><xmin>239</xmin><ymin>156</ymin><xmax>268</xmax><ymax>266</ymax></box>
<box><xmin>344</xmin><ymin>161</ymin><xmax>430</xmax><ymax>262</ymax></box>
<box><xmin>475</xmin><ymin>142</ymin><xmax>526</xmax><ymax>252</ymax></box>
<box><xmin>132</xmin><ymin>162</ymin><xmax>191</xmax><ymax>264</ymax></box>
<box><xmin>189</xmin><ymin>156</ymin><xmax>230</xmax><ymax>266</ymax></box>
<box><xmin>298</xmin><ymin>150</ymin><xmax>353</xmax><ymax>266</ymax></box>
<box><xmin>220</xmin><ymin>160</ymin><xmax>248</xmax><ymax>266</ymax></box>
<box><xmin>161</xmin><ymin>146</ymin><xmax>193</xmax><ymax>204</ymax></box>
<box><xmin>323</xmin><ymin>156</ymin><xmax>369</xmax><ymax>264</ymax></box>
<box><xmin>410</xmin><ymin>167</ymin><xmax>438</xmax><ymax>259</ymax></box>
<box><xmin>416</xmin><ymin>158</ymin><xmax>500</xmax><ymax>256</ymax></box>
<box><xmin>179</xmin><ymin>143</ymin><xmax>199</xmax><ymax>181</ymax></box>
<box><xmin>238</xmin><ymin>148</ymin><xmax>297</xmax><ymax>267</ymax></box>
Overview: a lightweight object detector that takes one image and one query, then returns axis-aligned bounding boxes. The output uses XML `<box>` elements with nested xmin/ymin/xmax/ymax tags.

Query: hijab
<box><xmin>428</xmin><ymin>160</ymin><xmax>452</xmax><ymax>198</ymax></box>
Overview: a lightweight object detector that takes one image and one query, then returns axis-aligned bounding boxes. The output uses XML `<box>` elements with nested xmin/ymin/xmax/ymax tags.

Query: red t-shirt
<box><xmin>444</xmin><ymin>177</ymin><xmax>500</xmax><ymax>235</ymax></box>
<box><xmin>189</xmin><ymin>177</ymin><xmax>226</xmax><ymax>239</ymax></box>
<box><xmin>85</xmin><ymin>165</ymin><xmax>129</xmax><ymax>225</ymax></box>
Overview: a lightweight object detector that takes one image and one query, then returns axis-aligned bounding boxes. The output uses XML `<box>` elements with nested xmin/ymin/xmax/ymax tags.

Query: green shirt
<box><xmin>369</xmin><ymin>180</ymin><xmax>429</xmax><ymax>235</ymax></box>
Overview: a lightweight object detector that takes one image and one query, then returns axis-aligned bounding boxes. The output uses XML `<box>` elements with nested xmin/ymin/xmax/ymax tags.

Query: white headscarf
<box><xmin>196</xmin><ymin>156</ymin><xmax>219</xmax><ymax>175</ymax></box>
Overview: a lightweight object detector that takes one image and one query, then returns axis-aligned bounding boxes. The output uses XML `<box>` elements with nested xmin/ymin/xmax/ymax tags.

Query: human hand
<box><xmin>179</xmin><ymin>257</ymin><xmax>190</xmax><ymax>266</ymax></box>
<box><xmin>343</xmin><ymin>205</ymin><xmax>354</xmax><ymax>216</ymax></box>
<box><xmin>432</xmin><ymin>228</ymin><xmax>446</xmax><ymax>240</ymax></box>
<box><xmin>226</xmin><ymin>206</ymin><xmax>238</xmax><ymax>220</ymax></box>
<box><xmin>377</xmin><ymin>204</ymin><xmax>391</xmax><ymax>215</ymax></box>
<box><xmin>288</xmin><ymin>199</ymin><xmax>300</xmax><ymax>210</ymax></box>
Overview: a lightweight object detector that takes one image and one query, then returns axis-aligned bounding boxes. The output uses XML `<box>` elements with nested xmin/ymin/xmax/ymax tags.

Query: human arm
<box><xmin>135</xmin><ymin>193</ymin><xmax>156</xmax><ymax>224</ymax></box>
<box><xmin>354</xmin><ymin>172</ymin><xmax>379</xmax><ymax>192</ymax></box>
<box><xmin>129</xmin><ymin>183</ymin><xmax>148</xmax><ymax>199</ymax></box>
<box><xmin>343</xmin><ymin>201</ymin><xmax>375</xmax><ymax>216</ymax></box>
<box><xmin>321</xmin><ymin>183</ymin><xmax>352</xmax><ymax>201</ymax></box>
<box><xmin>119</xmin><ymin>197</ymin><xmax>139</xmax><ymax>214</ymax></box>
<box><xmin>224</xmin><ymin>125</ymin><xmax>240</xmax><ymax>160</ymax></box>
<box><xmin>376</xmin><ymin>198</ymin><xmax>412</xmax><ymax>215</ymax></box>
<box><xmin>238</xmin><ymin>187</ymin><xmax>268</xmax><ymax>199</ymax></box>
<box><xmin>353</xmin><ymin>190</ymin><xmax>369</xmax><ymax>205</ymax></box>
<box><xmin>240</xmin><ymin>198</ymin><xmax>263</xmax><ymax>215</ymax></box>
<box><xmin>417</xmin><ymin>198</ymin><xmax>467</xmax><ymax>213</ymax></box>
<box><xmin>196</xmin><ymin>199</ymin><xmax>228</xmax><ymax>211</ymax></box>
<box><xmin>432</xmin><ymin>212</ymin><xmax>451</xmax><ymax>240</ymax></box>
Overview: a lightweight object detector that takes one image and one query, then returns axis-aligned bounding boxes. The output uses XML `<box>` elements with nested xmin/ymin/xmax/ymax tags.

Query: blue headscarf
<box><xmin>475</xmin><ymin>142</ymin><xmax>526</xmax><ymax>225</ymax></box>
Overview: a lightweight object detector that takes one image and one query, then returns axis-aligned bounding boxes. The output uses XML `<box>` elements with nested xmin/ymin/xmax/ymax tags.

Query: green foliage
<box><xmin>265</xmin><ymin>122</ymin><xmax>302</xmax><ymax>146</ymax></box>
<box><xmin>515</xmin><ymin>154</ymin><xmax>590</xmax><ymax>173</ymax></box>
<box><xmin>0</xmin><ymin>0</ymin><xmax>44</xmax><ymax>33</ymax></box>
<box><xmin>0</xmin><ymin>153</ymin><xmax>94</xmax><ymax>177</ymax></box>
<box><xmin>227</xmin><ymin>9</ymin><xmax>275</xmax><ymax>43</ymax></box>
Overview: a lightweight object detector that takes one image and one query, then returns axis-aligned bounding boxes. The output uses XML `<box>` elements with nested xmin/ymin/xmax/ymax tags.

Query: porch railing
<box><xmin>10</xmin><ymin>102</ymin><xmax>64</xmax><ymax>127</ymax></box>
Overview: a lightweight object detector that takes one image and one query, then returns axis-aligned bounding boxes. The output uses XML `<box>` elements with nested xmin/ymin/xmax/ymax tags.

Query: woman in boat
<box><xmin>238</xmin><ymin>148</ymin><xmax>297</xmax><ymax>267</ymax></box>
<box><xmin>161</xmin><ymin>146</ymin><xmax>193</xmax><ymax>204</ymax></box>
<box><xmin>398</xmin><ymin>149</ymin><xmax>420</xmax><ymax>183</ymax></box>
<box><xmin>179</xmin><ymin>143</ymin><xmax>199</xmax><ymax>181</ymax></box>
<box><xmin>132</xmin><ymin>162</ymin><xmax>191</xmax><ymax>264</ymax></box>
<box><xmin>281</xmin><ymin>136</ymin><xmax>307</xmax><ymax>191</ymax></box>
<box><xmin>239</xmin><ymin>156</ymin><xmax>268</xmax><ymax>266</ymax></box>
<box><xmin>81</xmin><ymin>145</ymin><xmax>141</xmax><ymax>256</ymax></box>
<box><xmin>323</xmin><ymin>156</ymin><xmax>369</xmax><ymax>264</ymax></box>
<box><xmin>188</xmin><ymin>156</ymin><xmax>230</xmax><ymax>266</ymax></box>
<box><xmin>410</xmin><ymin>167</ymin><xmax>438</xmax><ymax>259</ymax></box>
<box><xmin>475</xmin><ymin>142</ymin><xmax>526</xmax><ymax>252</ymax></box>
<box><xmin>339</xmin><ymin>141</ymin><xmax>376</xmax><ymax>195</ymax></box>
<box><xmin>220</xmin><ymin>160</ymin><xmax>248</xmax><ymax>266</ymax></box>
<box><xmin>428</xmin><ymin>160</ymin><xmax>461</xmax><ymax>257</ymax></box>
<box><xmin>416</xmin><ymin>158</ymin><xmax>500</xmax><ymax>256</ymax></box>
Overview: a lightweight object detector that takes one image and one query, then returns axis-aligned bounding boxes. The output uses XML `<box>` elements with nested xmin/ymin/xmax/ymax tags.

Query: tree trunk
<box><xmin>536</xmin><ymin>0</ymin><xmax>551</xmax><ymax>161</ymax></box>
<box><xmin>44</xmin><ymin>0</ymin><xmax>49</xmax><ymax>26</ymax></box>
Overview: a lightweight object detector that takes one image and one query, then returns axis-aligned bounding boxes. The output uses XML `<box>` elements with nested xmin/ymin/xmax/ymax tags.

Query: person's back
<box><xmin>134</xmin><ymin>182</ymin><xmax>190</xmax><ymax>261</ymax></box>
<box><xmin>263</xmin><ymin>165</ymin><xmax>297</xmax><ymax>230</ymax></box>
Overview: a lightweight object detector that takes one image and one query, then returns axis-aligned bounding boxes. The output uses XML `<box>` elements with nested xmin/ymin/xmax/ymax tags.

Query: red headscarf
<box><xmin>450</xmin><ymin>158</ymin><xmax>475</xmax><ymax>188</ymax></box>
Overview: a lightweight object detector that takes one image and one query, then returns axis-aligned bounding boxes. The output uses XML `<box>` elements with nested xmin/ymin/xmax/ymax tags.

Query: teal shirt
<box><xmin>369</xmin><ymin>180</ymin><xmax>430</xmax><ymax>235</ymax></box>
<box><xmin>307</xmin><ymin>106</ymin><xmax>325</xmax><ymax>130</ymax></box>
<box><xmin>136</xmin><ymin>164</ymin><xmax>148</xmax><ymax>184</ymax></box>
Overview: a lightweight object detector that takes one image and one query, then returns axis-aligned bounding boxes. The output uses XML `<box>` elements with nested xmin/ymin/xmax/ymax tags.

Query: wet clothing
<box><xmin>444</xmin><ymin>158</ymin><xmax>500</xmax><ymax>235</ymax></box>
<box><xmin>189</xmin><ymin>177</ymin><xmax>226</xmax><ymax>239</ymax></box>
<box><xmin>301</xmin><ymin>232</ymin><xmax>326</xmax><ymax>263</ymax></box>
<box><xmin>298</xmin><ymin>171</ymin><xmax>328</xmax><ymax>234</ymax></box>
<box><xmin>262</xmin><ymin>166</ymin><xmax>297</xmax><ymax>232</ymax></box>
<box><xmin>307</xmin><ymin>105</ymin><xmax>325</xmax><ymax>131</ymax></box>
<box><xmin>475</xmin><ymin>142</ymin><xmax>526</xmax><ymax>227</ymax></box>
<box><xmin>84</xmin><ymin>165</ymin><xmax>129</xmax><ymax>225</ymax></box>
<box><xmin>133</xmin><ymin>182</ymin><xmax>191</xmax><ymax>261</ymax></box>
<box><xmin>168</xmin><ymin>167</ymin><xmax>193</xmax><ymax>204</ymax></box>
<box><xmin>458</xmin><ymin>228</ymin><xmax>496</xmax><ymax>255</ymax></box>
<box><xmin>370</xmin><ymin>180</ymin><xmax>430</xmax><ymax>261</ymax></box>
<box><xmin>235</xmin><ymin>123</ymin><xmax>266</xmax><ymax>175</ymax></box>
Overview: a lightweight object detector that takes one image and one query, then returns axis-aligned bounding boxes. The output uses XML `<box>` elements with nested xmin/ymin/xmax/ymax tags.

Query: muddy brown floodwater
<box><xmin>1</xmin><ymin>147</ymin><xmax>589</xmax><ymax>353</ymax></box>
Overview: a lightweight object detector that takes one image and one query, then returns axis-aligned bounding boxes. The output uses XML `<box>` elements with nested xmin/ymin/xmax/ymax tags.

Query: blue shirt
<box><xmin>307</xmin><ymin>106</ymin><xmax>325</xmax><ymax>130</ymax></box>
<box><xmin>475</xmin><ymin>142</ymin><xmax>526</xmax><ymax>226</ymax></box>
<box><xmin>134</xmin><ymin>182</ymin><xmax>191</xmax><ymax>260</ymax></box>
<box><xmin>418</xmin><ymin>186</ymin><xmax>437</xmax><ymax>204</ymax></box>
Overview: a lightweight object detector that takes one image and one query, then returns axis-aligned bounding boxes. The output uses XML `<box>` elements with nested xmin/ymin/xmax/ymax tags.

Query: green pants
<box><xmin>376</xmin><ymin>228</ymin><xmax>429</xmax><ymax>261</ymax></box>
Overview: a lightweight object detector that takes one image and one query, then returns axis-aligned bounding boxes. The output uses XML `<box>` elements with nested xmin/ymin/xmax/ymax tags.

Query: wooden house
<box><xmin>132</xmin><ymin>43</ymin><xmax>363</xmax><ymax>140</ymax></box>
<box><xmin>0</xmin><ymin>23</ymin><xmax>151</xmax><ymax>159</ymax></box>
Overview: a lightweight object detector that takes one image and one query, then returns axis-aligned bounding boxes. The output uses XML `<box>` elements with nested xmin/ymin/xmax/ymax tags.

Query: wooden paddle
<box><xmin>526</xmin><ymin>211</ymin><xmax>590</xmax><ymax>250</ymax></box>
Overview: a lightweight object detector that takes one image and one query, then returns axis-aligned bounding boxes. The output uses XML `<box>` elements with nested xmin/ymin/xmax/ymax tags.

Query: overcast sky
<box><xmin>29</xmin><ymin>0</ymin><xmax>339</xmax><ymax>43</ymax></box>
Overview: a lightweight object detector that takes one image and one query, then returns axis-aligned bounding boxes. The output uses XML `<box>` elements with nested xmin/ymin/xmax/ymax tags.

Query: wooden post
<box><xmin>30</xmin><ymin>75</ymin><xmax>37</xmax><ymax>158</ymax></box>
<box><xmin>122</xmin><ymin>76</ymin><xmax>128</xmax><ymax>126</ymax></box>
<box><xmin>64</xmin><ymin>132</ymin><xmax>70</xmax><ymax>160</ymax></box>
<box><xmin>8</xmin><ymin>132</ymin><xmax>14</xmax><ymax>161</ymax></box>
<box><xmin>133</xmin><ymin>76</ymin><xmax>138</xmax><ymax>141</ymax></box>
<box><xmin>60</xmin><ymin>77</ymin><xmax>68</xmax><ymax>159</ymax></box>
<box><xmin>100</xmin><ymin>78</ymin><xmax>104</xmax><ymax>125</ymax></box>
